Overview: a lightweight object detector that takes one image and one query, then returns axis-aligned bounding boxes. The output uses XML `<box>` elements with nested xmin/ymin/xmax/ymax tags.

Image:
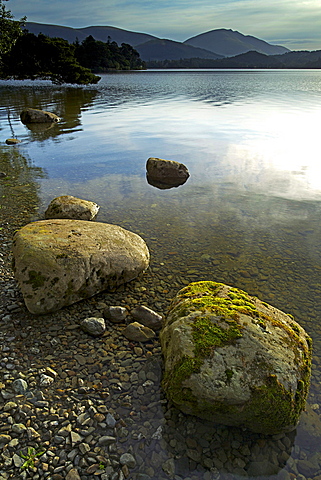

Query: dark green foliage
<box><xmin>2</xmin><ymin>32</ymin><xmax>100</xmax><ymax>84</ymax></box>
<box><xmin>0</xmin><ymin>0</ymin><xmax>26</xmax><ymax>60</ymax></box>
<box><xmin>74</xmin><ymin>35</ymin><xmax>146</xmax><ymax>72</ymax></box>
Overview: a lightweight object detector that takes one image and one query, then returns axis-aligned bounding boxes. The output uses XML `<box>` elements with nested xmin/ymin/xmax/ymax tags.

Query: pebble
<box><xmin>80</xmin><ymin>317</ymin><xmax>106</xmax><ymax>336</ymax></box>
<box><xmin>131</xmin><ymin>305</ymin><xmax>163</xmax><ymax>330</ymax></box>
<box><xmin>122</xmin><ymin>322</ymin><xmax>156</xmax><ymax>341</ymax></box>
<box><xmin>11</xmin><ymin>378</ymin><xmax>28</xmax><ymax>394</ymax></box>
<box><xmin>120</xmin><ymin>453</ymin><xmax>136</xmax><ymax>468</ymax></box>
<box><xmin>104</xmin><ymin>305</ymin><xmax>128</xmax><ymax>323</ymax></box>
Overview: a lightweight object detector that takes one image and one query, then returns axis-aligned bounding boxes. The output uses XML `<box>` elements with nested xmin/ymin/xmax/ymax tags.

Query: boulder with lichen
<box><xmin>12</xmin><ymin>219</ymin><xmax>150</xmax><ymax>314</ymax></box>
<box><xmin>160</xmin><ymin>281</ymin><xmax>312</xmax><ymax>435</ymax></box>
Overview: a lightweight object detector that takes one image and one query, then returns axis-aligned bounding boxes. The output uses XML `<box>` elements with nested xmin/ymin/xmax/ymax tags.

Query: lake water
<box><xmin>1</xmin><ymin>70</ymin><xmax>321</xmax><ymax>478</ymax></box>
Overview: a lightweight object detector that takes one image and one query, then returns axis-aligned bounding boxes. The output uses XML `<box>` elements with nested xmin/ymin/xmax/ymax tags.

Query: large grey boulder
<box><xmin>45</xmin><ymin>195</ymin><xmax>100</xmax><ymax>221</ymax></box>
<box><xmin>20</xmin><ymin>108</ymin><xmax>60</xmax><ymax>124</ymax></box>
<box><xmin>160</xmin><ymin>281</ymin><xmax>312</xmax><ymax>435</ymax></box>
<box><xmin>146</xmin><ymin>157</ymin><xmax>189</xmax><ymax>186</ymax></box>
<box><xmin>12</xmin><ymin>219</ymin><xmax>150</xmax><ymax>314</ymax></box>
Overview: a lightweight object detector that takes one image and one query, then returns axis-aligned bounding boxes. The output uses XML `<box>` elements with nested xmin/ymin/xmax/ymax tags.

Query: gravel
<box><xmin>0</xmin><ymin>193</ymin><xmax>321</xmax><ymax>480</ymax></box>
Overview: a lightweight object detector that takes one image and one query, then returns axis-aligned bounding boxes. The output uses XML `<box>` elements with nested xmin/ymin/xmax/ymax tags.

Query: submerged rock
<box><xmin>146</xmin><ymin>175</ymin><xmax>188</xmax><ymax>189</ymax></box>
<box><xmin>45</xmin><ymin>195</ymin><xmax>100</xmax><ymax>221</ymax></box>
<box><xmin>5</xmin><ymin>138</ymin><xmax>21</xmax><ymax>145</ymax></box>
<box><xmin>131</xmin><ymin>305</ymin><xmax>163</xmax><ymax>330</ymax></box>
<box><xmin>146</xmin><ymin>157</ymin><xmax>189</xmax><ymax>186</ymax></box>
<box><xmin>122</xmin><ymin>322</ymin><xmax>156</xmax><ymax>342</ymax></box>
<box><xmin>160</xmin><ymin>281</ymin><xmax>312</xmax><ymax>435</ymax></box>
<box><xmin>20</xmin><ymin>108</ymin><xmax>60</xmax><ymax>124</ymax></box>
<box><xmin>12</xmin><ymin>219</ymin><xmax>150</xmax><ymax>314</ymax></box>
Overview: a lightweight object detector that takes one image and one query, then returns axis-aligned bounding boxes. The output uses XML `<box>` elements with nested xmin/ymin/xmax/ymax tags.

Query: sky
<box><xmin>8</xmin><ymin>0</ymin><xmax>321</xmax><ymax>51</ymax></box>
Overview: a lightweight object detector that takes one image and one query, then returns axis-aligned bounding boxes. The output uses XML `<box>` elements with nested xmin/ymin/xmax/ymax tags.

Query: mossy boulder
<box><xmin>12</xmin><ymin>219</ymin><xmax>150</xmax><ymax>314</ymax></box>
<box><xmin>160</xmin><ymin>281</ymin><xmax>312</xmax><ymax>435</ymax></box>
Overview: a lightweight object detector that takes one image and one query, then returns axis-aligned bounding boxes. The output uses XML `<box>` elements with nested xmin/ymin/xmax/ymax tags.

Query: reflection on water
<box><xmin>0</xmin><ymin>146</ymin><xmax>46</xmax><ymax>227</ymax></box>
<box><xmin>1</xmin><ymin>70</ymin><xmax>321</xmax><ymax>479</ymax></box>
<box><xmin>0</xmin><ymin>83</ymin><xmax>98</xmax><ymax>144</ymax></box>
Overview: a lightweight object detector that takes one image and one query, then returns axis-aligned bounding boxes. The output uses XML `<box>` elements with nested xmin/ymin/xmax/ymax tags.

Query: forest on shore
<box><xmin>0</xmin><ymin>0</ymin><xmax>145</xmax><ymax>85</ymax></box>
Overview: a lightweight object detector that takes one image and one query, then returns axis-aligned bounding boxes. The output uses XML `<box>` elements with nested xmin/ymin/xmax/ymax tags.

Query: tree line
<box><xmin>0</xmin><ymin>0</ymin><xmax>145</xmax><ymax>85</ymax></box>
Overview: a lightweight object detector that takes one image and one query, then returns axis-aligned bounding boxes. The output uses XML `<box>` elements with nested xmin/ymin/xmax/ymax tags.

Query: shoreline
<box><xmin>1</xmin><ymin>208</ymin><xmax>320</xmax><ymax>480</ymax></box>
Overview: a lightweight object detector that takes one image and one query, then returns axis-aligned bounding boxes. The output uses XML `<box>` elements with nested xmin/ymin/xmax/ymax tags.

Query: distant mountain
<box><xmin>210</xmin><ymin>51</ymin><xmax>284</xmax><ymax>68</ymax></box>
<box><xmin>148</xmin><ymin>49</ymin><xmax>321</xmax><ymax>69</ymax></box>
<box><xmin>135</xmin><ymin>39</ymin><xmax>223</xmax><ymax>61</ymax></box>
<box><xmin>25</xmin><ymin>22</ymin><xmax>290</xmax><ymax>63</ymax></box>
<box><xmin>213</xmin><ymin>49</ymin><xmax>321</xmax><ymax>68</ymax></box>
<box><xmin>25</xmin><ymin>22</ymin><xmax>157</xmax><ymax>46</ymax></box>
<box><xmin>274</xmin><ymin>49</ymin><xmax>321</xmax><ymax>68</ymax></box>
<box><xmin>184</xmin><ymin>29</ymin><xmax>290</xmax><ymax>57</ymax></box>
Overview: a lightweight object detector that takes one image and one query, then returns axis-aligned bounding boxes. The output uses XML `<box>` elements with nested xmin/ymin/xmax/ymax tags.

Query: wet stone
<box><xmin>12</xmin><ymin>378</ymin><xmax>28</xmax><ymax>394</ymax></box>
<box><xmin>80</xmin><ymin>317</ymin><xmax>106</xmax><ymax>337</ymax></box>
<box><xmin>120</xmin><ymin>453</ymin><xmax>137</xmax><ymax>468</ymax></box>
<box><xmin>104</xmin><ymin>306</ymin><xmax>128</xmax><ymax>323</ymax></box>
<box><xmin>131</xmin><ymin>305</ymin><xmax>163</xmax><ymax>330</ymax></box>
<box><xmin>122</xmin><ymin>322</ymin><xmax>156</xmax><ymax>342</ymax></box>
<box><xmin>98</xmin><ymin>436</ymin><xmax>117</xmax><ymax>446</ymax></box>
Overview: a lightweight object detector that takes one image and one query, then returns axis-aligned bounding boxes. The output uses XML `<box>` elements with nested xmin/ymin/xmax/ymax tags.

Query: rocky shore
<box><xmin>1</xmin><ymin>204</ymin><xmax>321</xmax><ymax>480</ymax></box>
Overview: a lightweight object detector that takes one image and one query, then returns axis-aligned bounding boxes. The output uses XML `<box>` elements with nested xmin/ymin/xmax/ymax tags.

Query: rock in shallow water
<box><xmin>146</xmin><ymin>157</ymin><xmax>189</xmax><ymax>186</ymax></box>
<box><xmin>131</xmin><ymin>305</ymin><xmax>163</xmax><ymax>330</ymax></box>
<box><xmin>160</xmin><ymin>280</ymin><xmax>312</xmax><ymax>435</ymax></box>
<box><xmin>123</xmin><ymin>322</ymin><xmax>156</xmax><ymax>342</ymax></box>
<box><xmin>12</xmin><ymin>219</ymin><xmax>150</xmax><ymax>314</ymax></box>
<box><xmin>5</xmin><ymin>138</ymin><xmax>21</xmax><ymax>145</ymax></box>
<box><xmin>20</xmin><ymin>108</ymin><xmax>60</xmax><ymax>124</ymax></box>
<box><xmin>45</xmin><ymin>195</ymin><xmax>100</xmax><ymax>221</ymax></box>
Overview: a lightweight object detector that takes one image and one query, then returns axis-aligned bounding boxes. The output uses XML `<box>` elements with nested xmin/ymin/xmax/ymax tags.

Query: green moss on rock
<box><xmin>161</xmin><ymin>281</ymin><xmax>312</xmax><ymax>434</ymax></box>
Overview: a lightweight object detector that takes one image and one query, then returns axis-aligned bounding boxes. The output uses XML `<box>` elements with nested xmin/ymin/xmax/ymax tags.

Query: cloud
<box><xmin>9</xmin><ymin>0</ymin><xmax>321</xmax><ymax>50</ymax></box>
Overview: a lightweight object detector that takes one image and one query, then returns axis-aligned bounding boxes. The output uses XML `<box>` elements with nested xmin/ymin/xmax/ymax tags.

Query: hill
<box><xmin>184</xmin><ymin>29</ymin><xmax>290</xmax><ymax>57</ymax></box>
<box><xmin>214</xmin><ymin>49</ymin><xmax>321</xmax><ymax>68</ymax></box>
<box><xmin>147</xmin><ymin>49</ymin><xmax>321</xmax><ymax>69</ymax></box>
<box><xmin>135</xmin><ymin>39</ymin><xmax>222</xmax><ymax>61</ymax></box>
<box><xmin>25</xmin><ymin>22</ymin><xmax>157</xmax><ymax>47</ymax></box>
<box><xmin>25</xmin><ymin>23</ymin><xmax>290</xmax><ymax>62</ymax></box>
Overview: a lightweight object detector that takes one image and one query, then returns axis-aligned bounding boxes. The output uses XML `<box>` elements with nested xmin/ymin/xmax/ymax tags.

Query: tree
<box><xmin>0</xmin><ymin>0</ymin><xmax>25</xmax><ymax>59</ymax></box>
<box><xmin>74</xmin><ymin>36</ymin><xmax>146</xmax><ymax>72</ymax></box>
<box><xmin>2</xmin><ymin>32</ymin><xmax>101</xmax><ymax>84</ymax></box>
<box><xmin>0</xmin><ymin>2</ymin><xmax>99</xmax><ymax>84</ymax></box>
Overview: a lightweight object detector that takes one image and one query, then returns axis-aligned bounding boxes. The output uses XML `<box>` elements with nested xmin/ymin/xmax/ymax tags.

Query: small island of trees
<box><xmin>0</xmin><ymin>0</ymin><xmax>146</xmax><ymax>85</ymax></box>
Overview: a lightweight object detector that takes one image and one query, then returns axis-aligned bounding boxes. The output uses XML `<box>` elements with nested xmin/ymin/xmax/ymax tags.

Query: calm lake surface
<box><xmin>1</xmin><ymin>69</ymin><xmax>321</xmax><ymax>478</ymax></box>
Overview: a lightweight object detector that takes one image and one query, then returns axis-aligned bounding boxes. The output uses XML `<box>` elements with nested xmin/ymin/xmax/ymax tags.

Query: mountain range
<box><xmin>25</xmin><ymin>22</ymin><xmax>290</xmax><ymax>61</ymax></box>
